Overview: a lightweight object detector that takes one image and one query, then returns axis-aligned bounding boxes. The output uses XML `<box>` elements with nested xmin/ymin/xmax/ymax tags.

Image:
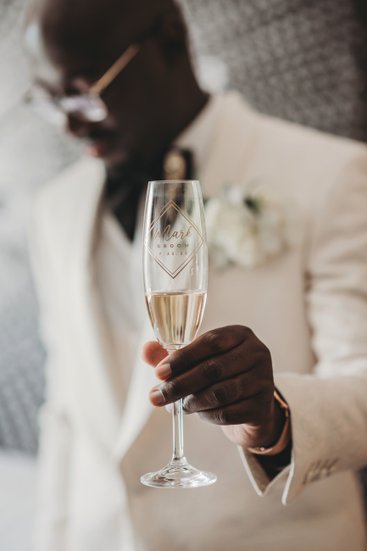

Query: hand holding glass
<box><xmin>141</xmin><ymin>180</ymin><xmax>217</xmax><ymax>488</ymax></box>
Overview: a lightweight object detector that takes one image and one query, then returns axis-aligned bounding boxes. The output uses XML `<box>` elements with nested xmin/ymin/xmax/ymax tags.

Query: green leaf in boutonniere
<box><xmin>244</xmin><ymin>196</ymin><xmax>262</xmax><ymax>215</ymax></box>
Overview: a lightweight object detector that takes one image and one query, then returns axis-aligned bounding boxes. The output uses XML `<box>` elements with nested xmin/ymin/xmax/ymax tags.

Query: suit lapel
<box><xmin>59</xmin><ymin>157</ymin><xmax>158</xmax><ymax>457</ymax></box>
<box><xmin>66</xmin><ymin>158</ymin><xmax>124</xmax><ymax>450</ymax></box>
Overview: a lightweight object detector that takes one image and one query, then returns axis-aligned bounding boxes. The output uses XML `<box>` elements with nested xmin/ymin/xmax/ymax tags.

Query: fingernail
<box><xmin>150</xmin><ymin>388</ymin><xmax>165</xmax><ymax>406</ymax></box>
<box><xmin>156</xmin><ymin>363</ymin><xmax>172</xmax><ymax>380</ymax></box>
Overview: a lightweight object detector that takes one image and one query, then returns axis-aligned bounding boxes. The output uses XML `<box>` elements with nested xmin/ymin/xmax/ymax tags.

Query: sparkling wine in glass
<box><xmin>141</xmin><ymin>180</ymin><xmax>217</xmax><ymax>488</ymax></box>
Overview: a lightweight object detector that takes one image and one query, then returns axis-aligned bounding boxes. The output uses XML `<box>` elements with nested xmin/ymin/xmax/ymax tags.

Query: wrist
<box><xmin>247</xmin><ymin>389</ymin><xmax>291</xmax><ymax>456</ymax></box>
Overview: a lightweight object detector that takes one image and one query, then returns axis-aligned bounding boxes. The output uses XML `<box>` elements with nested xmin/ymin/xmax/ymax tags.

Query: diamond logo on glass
<box><xmin>147</xmin><ymin>200</ymin><xmax>204</xmax><ymax>279</ymax></box>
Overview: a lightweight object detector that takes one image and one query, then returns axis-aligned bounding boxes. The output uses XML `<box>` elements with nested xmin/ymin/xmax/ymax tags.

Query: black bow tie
<box><xmin>103</xmin><ymin>147</ymin><xmax>194</xmax><ymax>241</ymax></box>
<box><xmin>104</xmin><ymin>147</ymin><xmax>194</xmax><ymax>208</ymax></box>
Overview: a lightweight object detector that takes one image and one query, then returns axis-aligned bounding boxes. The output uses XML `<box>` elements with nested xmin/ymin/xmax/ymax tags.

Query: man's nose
<box><xmin>66</xmin><ymin>113</ymin><xmax>92</xmax><ymax>138</ymax></box>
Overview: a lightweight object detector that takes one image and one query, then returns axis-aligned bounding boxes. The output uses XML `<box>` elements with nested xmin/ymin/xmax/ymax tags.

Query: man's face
<box><xmin>32</xmin><ymin>0</ymin><xmax>185</xmax><ymax>173</ymax></box>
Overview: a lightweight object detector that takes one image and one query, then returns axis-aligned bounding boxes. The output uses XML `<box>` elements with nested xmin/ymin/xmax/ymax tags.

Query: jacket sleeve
<box><xmin>240</xmin><ymin>151</ymin><xmax>367</xmax><ymax>504</ymax></box>
<box><xmin>29</xmin><ymin>193</ymin><xmax>72</xmax><ymax>551</ymax></box>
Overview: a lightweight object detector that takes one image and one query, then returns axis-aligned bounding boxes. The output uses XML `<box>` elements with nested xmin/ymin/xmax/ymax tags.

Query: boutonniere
<box><xmin>204</xmin><ymin>183</ymin><xmax>301</xmax><ymax>269</ymax></box>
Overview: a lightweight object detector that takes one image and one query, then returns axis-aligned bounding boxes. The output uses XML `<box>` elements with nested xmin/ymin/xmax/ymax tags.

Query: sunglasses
<box><xmin>25</xmin><ymin>43</ymin><xmax>140</xmax><ymax>124</ymax></box>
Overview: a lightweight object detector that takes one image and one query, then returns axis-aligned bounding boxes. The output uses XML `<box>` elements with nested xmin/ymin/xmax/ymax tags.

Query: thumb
<box><xmin>143</xmin><ymin>341</ymin><xmax>168</xmax><ymax>366</ymax></box>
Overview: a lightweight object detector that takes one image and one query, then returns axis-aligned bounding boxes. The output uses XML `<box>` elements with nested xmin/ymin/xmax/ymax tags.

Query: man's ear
<box><xmin>156</xmin><ymin>6</ymin><xmax>187</xmax><ymax>61</ymax></box>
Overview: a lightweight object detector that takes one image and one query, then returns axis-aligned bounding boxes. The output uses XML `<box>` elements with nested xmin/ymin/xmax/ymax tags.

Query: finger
<box><xmin>182</xmin><ymin>370</ymin><xmax>270</xmax><ymax>413</ymax></box>
<box><xmin>149</xmin><ymin>340</ymin><xmax>270</xmax><ymax>406</ymax></box>
<box><xmin>143</xmin><ymin>341</ymin><xmax>168</xmax><ymax>366</ymax></box>
<box><xmin>156</xmin><ymin>325</ymin><xmax>254</xmax><ymax>378</ymax></box>
<box><xmin>197</xmin><ymin>397</ymin><xmax>267</xmax><ymax>426</ymax></box>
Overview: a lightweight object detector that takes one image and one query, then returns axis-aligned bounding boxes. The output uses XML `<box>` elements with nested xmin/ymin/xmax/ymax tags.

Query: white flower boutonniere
<box><xmin>205</xmin><ymin>184</ymin><xmax>301</xmax><ymax>269</ymax></box>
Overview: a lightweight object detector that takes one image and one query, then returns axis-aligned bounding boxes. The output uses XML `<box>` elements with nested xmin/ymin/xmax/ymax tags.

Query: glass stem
<box><xmin>172</xmin><ymin>399</ymin><xmax>185</xmax><ymax>462</ymax></box>
<box><xmin>166</xmin><ymin>346</ymin><xmax>186</xmax><ymax>464</ymax></box>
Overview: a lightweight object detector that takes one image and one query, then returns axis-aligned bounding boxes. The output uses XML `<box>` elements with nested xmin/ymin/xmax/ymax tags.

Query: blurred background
<box><xmin>1</xmin><ymin>0</ymin><xmax>367</xmax><ymax>549</ymax></box>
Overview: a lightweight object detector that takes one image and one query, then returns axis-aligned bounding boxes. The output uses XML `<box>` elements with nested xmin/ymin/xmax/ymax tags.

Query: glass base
<box><xmin>140</xmin><ymin>457</ymin><xmax>217</xmax><ymax>489</ymax></box>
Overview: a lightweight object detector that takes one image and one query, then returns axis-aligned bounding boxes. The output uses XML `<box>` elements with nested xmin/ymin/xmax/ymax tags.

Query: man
<box><xmin>27</xmin><ymin>0</ymin><xmax>367</xmax><ymax>549</ymax></box>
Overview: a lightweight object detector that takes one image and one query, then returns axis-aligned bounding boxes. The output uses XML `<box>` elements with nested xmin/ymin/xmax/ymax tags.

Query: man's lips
<box><xmin>86</xmin><ymin>141</ymin><xmax>109</xmax><ymax>157</ymax></box>
<box><xmin>87</xmin><ymin>135</ymin><xmax>117</xmax><ymax>156</ymax></box>
<box><xmin>82</xmin><ymin>130</ymin><xmax>116</xmax><ymax>157</ymax></box>
<box><xmin>85</xmin><ymin>135</ymin><xmax>129</xmax><ymax>167</ymax></box>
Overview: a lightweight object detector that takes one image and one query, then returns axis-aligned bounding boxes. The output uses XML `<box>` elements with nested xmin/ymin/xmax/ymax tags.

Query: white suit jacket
<box><xmin>31</xmin><ymin>93</ymin><xmax>367</xmax><ymax>551</ymax></box>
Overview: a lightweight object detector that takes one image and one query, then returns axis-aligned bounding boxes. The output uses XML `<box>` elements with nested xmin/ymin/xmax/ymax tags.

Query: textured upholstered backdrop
<box><xmin>181</xmin><ymin>0</ymin><xmax>367</xmax><ymax>140</ymax></box>
<box><xmin>0</xmin><ymin>0</ymin><xmax>80</xmax><ymax>454</ymax></box>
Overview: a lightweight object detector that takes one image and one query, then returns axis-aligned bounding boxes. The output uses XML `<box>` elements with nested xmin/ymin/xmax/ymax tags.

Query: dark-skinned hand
<box><xmin>143</xmin><ymin>325</ymin><xmax>285</xmax><ymax>450</ymax></box>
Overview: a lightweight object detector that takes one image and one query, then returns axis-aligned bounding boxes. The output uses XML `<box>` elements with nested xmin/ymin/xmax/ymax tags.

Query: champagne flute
<box><xmin>141</xmin><ymin>180</ymin><xmax>217</xmax><ymax>488</ymax></box>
